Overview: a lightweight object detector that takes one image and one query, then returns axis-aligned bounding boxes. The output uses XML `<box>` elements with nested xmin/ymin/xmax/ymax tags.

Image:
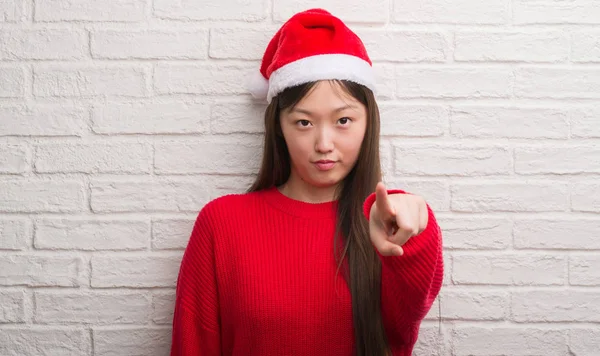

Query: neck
<box><xmin>278</xmin><ymin>173</ymin><xmax>340</xmax><ymax>204</ymax></box>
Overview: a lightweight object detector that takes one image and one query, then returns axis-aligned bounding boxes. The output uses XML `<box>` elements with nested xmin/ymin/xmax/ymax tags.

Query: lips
<box><xmin>313</xmin><ymin>160</ymin><xmax>336</xmax><ymax>171</ymax></box>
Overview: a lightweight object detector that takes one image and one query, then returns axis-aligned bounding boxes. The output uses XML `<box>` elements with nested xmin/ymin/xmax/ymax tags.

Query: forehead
<box><xmin>290</xmin><ymin>81</ymin><xmax>364</xmax><ymax>114</ymax></box>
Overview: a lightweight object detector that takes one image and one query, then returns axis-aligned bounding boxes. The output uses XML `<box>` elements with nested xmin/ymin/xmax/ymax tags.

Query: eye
<box><xmin>296</xmin><ymin>120</ymin><xmax>311</xmax><ymax>127</ymax></box>
<box><xmin>338</xmin><ymin>117</ymin><xmax>352</xmax><ymax>125</ymax></box>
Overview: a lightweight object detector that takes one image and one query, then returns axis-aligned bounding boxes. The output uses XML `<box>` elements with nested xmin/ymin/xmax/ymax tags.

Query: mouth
<box><xmin>313</xmin><ymin>160</ymin><xmax>337</xmax><ymax>171</ymax></box>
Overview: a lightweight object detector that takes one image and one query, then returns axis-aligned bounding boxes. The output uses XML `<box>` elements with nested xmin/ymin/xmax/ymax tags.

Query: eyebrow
<box><xmin>289</xmin><ymin>104</ymin><xmax>358</xmax><ymax>117</ymax></box>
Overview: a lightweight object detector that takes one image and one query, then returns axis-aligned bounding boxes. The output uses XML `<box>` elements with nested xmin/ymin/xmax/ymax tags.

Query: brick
<box><xmin>454</xmin><ymin>31</ymin><xmax>568</xmax><ymax>62</ymax></box>
<box><xmin>152</xmin><ymin>218</ymin><xmax>194</xmax><ymax>250</ymax></box>
<box><xmin>0</xmin><ymin>328</ymin><xmax>89</xmax><ymax>355</ymax></box>
<box><xmin>210</xmin><ymin>28</ymin><xmax>272</xmax><ymax>60</ymax></box>
<box><xmin>94</xmin><ymin>328</ymin><xmax>171</xmax><ymax>356</ymax></box>
<box><xmin>356</xmin><ymin>30</ymin><xmax>446</xmax><ymax>62</ymax></box>
<box><xmin>155</xmin><ymin>140</ymin><xmax>261</xmax><ymax>175</ymax></box>
<box><xmin>0</xmin><ymin>29</ymin><xmax>87</xmax><ymax>60</ymax></box>
<box><xmin>35</xmin><ymin>218</ymin><xmax>149</xmax><ymax>251</ymax></box>
<box><xmin>514</xmin><ymin>219</ymin><xmax>600</xmax><ymax>250</ymax></box>
<box><xmin>511</xmin><ymin>290</ymin><xmax>600</xmax><ymax>322</ymax></box>
<box><xmin>452</xmin><ymin>253</ymin><xmax>565</xmax><ymax>285</ymax></box>
<box><xmin>0</xmin><ymin>104</ymin><xmax>88</xmax><ymax>136</ymax></box>
<box><xmin>0</xmin><ymin>290</ymin><xmax>25</xmax><ymax>322</ymax></box>
<box><xmin>394</xmin><ymin>145</ymin><xmax>511</xmax><ymax>176</ymax></box>
<box><xmin>569</xmin><ymin>328</ymin><xmax>600</xmax><ymax>355</ymax></box>
<box><xmin>396</xmin><ymin>68</ymin><xmax>512</xmax><ymax>98</ymax></box>
<box><xmin>437</xmin><ymin>217</ymin><xmax>511</xmax><ymax>250</ymax></box>
<box><xmin>34</xmin><ymin>143</ymin><xmax>151</xmax><ymax>174</ymax></box>
<box><xmin>451</xmin><ymin>182</ymin><xmax>568</xmax><ymax>212</ymax></box>
<box><xmin>380</xmin><ymin>139</ymin><xmax>393</xmax><ymax>177</ymax></box>
<box><xmin>570</xmin><ymin>255</ymin><xmax>600</xmax><ymax>286</ymax></box>
<box><xmin>91</xmin><ymin>255</ymin><xmax>182</xmax><ymax>288</ymax></box>
<box><xmin>440</xmin><ymin>253</ymin><xmax>451</xmax><ymax>287</ymax></box>
<box><xmin>572</xmin><ymin>30</ymin><xmax>600</xmax><ymax>62</ymax></box>
<box><xmin>34</xmin><ymin>291</ymin><xmax>151</xmax><ymax>324</ymax></box>
<box><xmin>571</xmin><ymin>106</ymin><xmax>600</xmax><ymax>138</ymax></box>
<box><xmin>92</xmin><ymin>30</ymin><xmax>207</xmax><ymax>59</ymax></box>
<box><xmin>379</xmin><ymin>104</ymin><xmax>447</xmax><ymax>137</ymax></box>
<box><xmin>572</xmin><ymin>183</ymin><xmax>600</xmax><ymax>212</ymax></box>
<box><xmin>450</xmin><ymin>106</ymin><xmax>568</xmax><ymax>139</ymax></box>
<box><xmin>93</xmin><ymin>101</ymin><xmax>209</xmax><ymax>135</ymax></box>
<box><xmin>412</xmin><ymin>323</ymin><xmax>449</xmax><ymax>355</ymax></box>
<box><xmin>373</xmin><ymin>64</ymin><xmax>396</xmax><ymax>100</ymax></box>
<box><xmin>0</xmin><ymin>144</ymin><xmax>28</xmax><ymax>173</ymax></box>
<box><xmin>90</xmin><ymin>178</ymin><xmax>210</xmax><ymax>213</ymax></box>
<box><xmin>515</xmin><ymin>68</ymin><xmax>600</xmax><ymax>99</ymax></box>
<box><xmin>34</xmin><ymin>66</ymin><xmax>147</xmax><ymax>98</ymax></box>
<box><xmin>152</xmin><ymin>291</ymin><xmax>175</xmax><ymax>324</ymax></box>
<box><xmin>211</xmin><ymin>101</ymin><xmax>266</xmax><ymax>134</ymax></box>
<box><xmin>385</xmin><ymin>179</ymin><xmax>449</xmax><ymax>212</ymax></box>
<box><xmin>0</xmin><ymin>66</ymin><xmax>24</xmax><ymax>97</ymax></box>
<box><xmin>0</xmin><ymin>180</ymin><xmax>84</xmax><ymax>212</ymax></box>
<box><xmin>453</xmin><ymin>325</ymin><xmax>567</xmax><ymax>356</ymax></box>
<box><xmin>393</xmin><ymin>0</ymin><xmax>508</xmax><ymax>24</ymax></box>
<box><xmin>0</xmin><ymin>255</ymin><xmax>81</xmax><ymax>287</ymax></box>
<box><xmin>441</xmin><ymin>289</ymin><xmax>508</xmax><ymax>320</ymax></box>
<box><xmin>514</xmin><ymin>0</ymin><xmax>600</xmax><ymax>25</ymax></box>
<box><xmin>154</xmin><ymin>64</ymin><xmax>251</xmax><ymax>95</ymax></box>
<box><xmin>0</xmin><ymin>0</ymin><xmax>23</xmax><ymax>22</ymax></box>
<box><xmin>0</xmin><ymin>219</ymin><xmax>30</xmax><ymax>250</ymax></box>
<box><xmin>210</xmin><ymin>175</ymin><xmax>256</xmax><ymax>197</ymax></box>
<box><xmin>154</xmin><ymin>0</ymin><xmax>265</xmax><ymax>21</ymax></box>
<box><xmin>35</xmin><ymin>0</ymin><xmax>146</xmax><ymax>22</ymax></box>
<box><xmin>274</xmin><ymin>0</ymin><xmax>387</xmax><ymax>23</ymax></box>
<box><xmin>515</xmin><ymin>145</ymin><xmax>600</xmax><ymax>174</ymax></box>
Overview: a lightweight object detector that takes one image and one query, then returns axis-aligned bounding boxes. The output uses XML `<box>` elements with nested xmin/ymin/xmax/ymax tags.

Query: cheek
<box><xmin>339</xmin><ymin>144</ymin><xmax>361</xmax><ymax>166</ymax></box>
<box><xmin>284</xmin><ymin>135</ymin><xmax>311</xmax><ymax>163</ymax></box>
<box><xmin>340</xmin><ymin>129</ymin><xmax>366</xmax><ymax>162</ymax></box>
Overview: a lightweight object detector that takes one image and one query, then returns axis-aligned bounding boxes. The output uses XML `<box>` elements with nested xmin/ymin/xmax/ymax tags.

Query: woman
<box><xmin>171</xmin><ymin>8</ymin><xmax>443</xmax><ymax>356</ymax></box>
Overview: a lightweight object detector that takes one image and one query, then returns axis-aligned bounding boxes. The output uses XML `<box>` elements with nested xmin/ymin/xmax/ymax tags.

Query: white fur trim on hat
<box><xmin>266</xmin><ymin>54</ymin><xmax>376</xmax><ymax>103</ymax></box>
<box><xmin>247</xmin><ymin>69</ymin><xmax>269</xmax><ymax>100</ymax></box>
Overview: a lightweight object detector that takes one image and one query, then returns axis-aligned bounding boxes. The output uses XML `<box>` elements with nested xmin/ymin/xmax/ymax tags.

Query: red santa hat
<box><xmin>247</xmin><ymin>8</ymin><xmax>376</xmax><ymax>103</ymax></box>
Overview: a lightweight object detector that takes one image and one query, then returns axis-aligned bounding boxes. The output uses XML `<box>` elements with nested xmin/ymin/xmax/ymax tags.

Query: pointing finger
<box><xmin>375</xmin><ymin>182</ymin><xmax>395</xmax><ymax>222</ymax></box>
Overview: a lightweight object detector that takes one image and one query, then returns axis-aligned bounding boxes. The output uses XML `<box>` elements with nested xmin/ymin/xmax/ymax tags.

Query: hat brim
<box><xmin>266</xmin><ymin>54</ymin><xmax>376</xmax><ymax>103</ymax></box>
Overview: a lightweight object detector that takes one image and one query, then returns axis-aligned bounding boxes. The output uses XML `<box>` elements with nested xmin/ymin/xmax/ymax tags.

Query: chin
<box><xmin>307</xmin><ymin>175</ymin><xmax>345</xmax><ymax>188</ymax></box>
<box><xmin>297</xmin><ymin>167</ymin><xmax>349</xmax><ymax>188</ymax></box>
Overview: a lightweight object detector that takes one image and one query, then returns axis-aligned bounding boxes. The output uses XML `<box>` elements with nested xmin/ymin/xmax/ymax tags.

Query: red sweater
<box><xmin>171</xmin><ymin>186</ymin><xmax>443</xmax><ymax>356</ymax></box>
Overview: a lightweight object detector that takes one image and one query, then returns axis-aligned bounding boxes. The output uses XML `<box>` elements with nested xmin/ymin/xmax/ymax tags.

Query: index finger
<box><xmin>375</xmin><ymin>182</ymin><xmax>395</xmax><ymax>221</ymax></box>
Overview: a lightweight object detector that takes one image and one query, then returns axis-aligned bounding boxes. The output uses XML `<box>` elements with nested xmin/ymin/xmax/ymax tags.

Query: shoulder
<box><xmin>195</xmin><ymin>190</ymin><xmax>264</xmax><ymax>224</ymax></box>
<box><xmin>202</xmin><ymin>190</ymin><xmax>262</xmax><ymax>212</ymax></box>
<box><xmin>187</xmin><ymin>191</ymin><xmax>260</xmax><ymax>248</ymax></box>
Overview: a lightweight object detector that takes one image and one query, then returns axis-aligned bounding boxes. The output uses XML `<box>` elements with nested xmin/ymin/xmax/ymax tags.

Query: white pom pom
<box><xmin>246</xmin><ymin>70</ymin><xmax>269</xmax><ymax>101</ymax></box>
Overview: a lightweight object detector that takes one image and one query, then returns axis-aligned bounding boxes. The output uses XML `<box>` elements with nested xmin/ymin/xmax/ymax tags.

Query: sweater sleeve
<box><xmin>363</xmin><ymin>190</ymin><xmax>444</xmax><ymax>349</ymax></box>
<box><xmin>171</xmin><ymin>204</ymin><xmax>221</xmax><ymax>356</ymax></box>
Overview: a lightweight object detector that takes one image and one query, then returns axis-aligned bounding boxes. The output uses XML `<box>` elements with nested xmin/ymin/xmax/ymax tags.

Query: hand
<box><xmin>369</xmin><ymin>182</ymin><xmax>428</xmax><ymax>257</ymax></box>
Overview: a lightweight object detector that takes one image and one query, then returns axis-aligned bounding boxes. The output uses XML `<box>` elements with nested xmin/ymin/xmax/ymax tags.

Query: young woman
<box><xmin>171</xmin><ymin>8</ymin><xmax>443</xmax><ymax>356</ymax></box>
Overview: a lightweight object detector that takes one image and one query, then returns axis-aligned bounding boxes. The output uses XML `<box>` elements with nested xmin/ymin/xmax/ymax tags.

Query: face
<box><xmin>279</xmin><ymin>81</ymin><xmax>368</xmax><ymax>189</ymax></box>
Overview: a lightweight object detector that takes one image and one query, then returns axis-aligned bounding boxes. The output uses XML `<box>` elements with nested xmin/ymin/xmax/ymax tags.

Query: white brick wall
<box><xmin>0</xmin><ymin>0</ymin><xmax>599</xmax><ymax>355</ymax></box>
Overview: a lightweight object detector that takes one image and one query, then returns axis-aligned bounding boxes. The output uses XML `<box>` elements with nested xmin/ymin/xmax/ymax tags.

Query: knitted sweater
<box><xmin>170</xmin><ymin>186</ymin><xmax>443</xmax><ymax>356</ymax></box>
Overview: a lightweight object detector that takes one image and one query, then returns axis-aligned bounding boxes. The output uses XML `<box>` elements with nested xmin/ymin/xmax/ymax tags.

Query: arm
<box><xmin>171</xmin><ymin>204</ymin><xmax>221</xmax><ymax>355</ymax></box>
<box><xmin>363</xmin><ymin>190</ymin><xmax>444</xmax><ymax>347</ymax></box>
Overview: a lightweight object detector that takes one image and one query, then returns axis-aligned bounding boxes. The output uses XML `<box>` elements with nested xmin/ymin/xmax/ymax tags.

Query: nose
<box><xmin>315</xmin><ymin>127</ymin><xmax>334</xmax><ymax>153</ymax></box>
